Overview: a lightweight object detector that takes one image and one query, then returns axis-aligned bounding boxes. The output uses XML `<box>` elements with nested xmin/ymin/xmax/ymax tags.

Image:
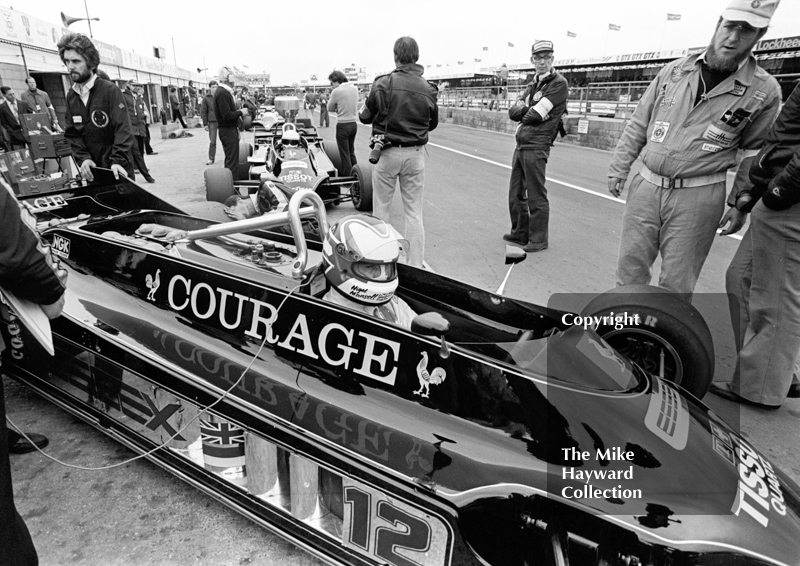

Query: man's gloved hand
<box><xmin>608</xmin><ymin>177</ymin><xmax>626</xmax><ymax>198</ymax></box>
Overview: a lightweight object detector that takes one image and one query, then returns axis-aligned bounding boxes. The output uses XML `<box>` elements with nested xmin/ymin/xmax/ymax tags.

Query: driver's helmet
<box><xmin>281</xmin><ymin>123</ymin><xmax>300</xmax><ymax>147</ymax></box>
<box><xmin>322</xmin><ymin>215</ymin><xmax>408</xmax><ymax>305</ymax></box>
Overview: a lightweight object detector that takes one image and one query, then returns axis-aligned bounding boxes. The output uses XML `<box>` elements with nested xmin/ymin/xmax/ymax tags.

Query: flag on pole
<box><xmin>474</xmin><ymin>58</ymin><xmax>481</xmax><ymax>62</ymax></box>
<box><xmin>667</xmin><ymin>13</ymin><xmax>681</xmax><ymax>20</ymax></box>
<box><xmin>483</xmin><ymin>46</ymin><xmax>488</xmax><ymax>51</ymax></box>
<box><xmin>566</xmin><ymin>31</ymin><xmax>577</xmax><ymax>38</ymax></box>
<box><xmin>507</xmin><ymin>41</ymin><xmax>515</xmax><ymax>47</ymax></box>
<box><xmin>457</xmin><ymin>61</ymin><xmax>464</xmax><ymax>65</ymax></box>
<box><xmin>609</xmin><ymin>23</ymin><xmax>621</xmax><ymax>31</ymax></box>
<box><xmin>436</xmin><ymin>64</ymin><xmax>442</xmax><ymax>67</ymax></box>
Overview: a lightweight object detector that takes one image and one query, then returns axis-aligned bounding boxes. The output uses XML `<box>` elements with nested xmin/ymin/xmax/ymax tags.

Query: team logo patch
<box><xmin>533</xmin><ymin>91</ymin><xmax>543</xmax><ymax>102</ymax></box>
<box><xmin>751</xmin><ymin>0</ymin><xmax>761</xmax><ymax>7</ymax></box>
<box><xmin>702</xmin><ymin>143</ymin><xmax>723</xmax><ymax>153</ymax></box>
<box><xmin>773</xmin><ymin>186</ymin><xmax>781</xmax><ymax>196</ymax></box>
<box><xmin>659</xmin><ymin>96</ymin><xmax>676</xmax><ymax>110</ymax></box>
<box><xmin>671</xmin><ymin>67</ymin><xmax>684</xmax><ymax>82</ymax></box>
<box><xmin>704</xmin><ymin>125</ymin><xmax>737</xmax><ymax>147</ymax></box>
<box><xmin>91</xmin><ymin>110</ymin><xmax>109</xmax><ymax>128</ymax></box>
<box><xmin>731</xmin><ymin>81</ymin><xmax>747</xmax><ymax>97</ymax></box>
<box><xmin>753</xmin><ymin>90</ymin><xmax>767</xmax><ymax>102</ymax></box>
<box><xmin>651</xmin><ymin>121</ymin><xmax>670</xmax><ymax>143</ymax></box>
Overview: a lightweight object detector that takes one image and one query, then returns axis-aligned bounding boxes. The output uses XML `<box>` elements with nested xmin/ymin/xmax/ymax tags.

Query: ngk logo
<box><xmin>51</xmin><ymin>235</ymin><xmax>71</xmax><ymax>259</ymax></box>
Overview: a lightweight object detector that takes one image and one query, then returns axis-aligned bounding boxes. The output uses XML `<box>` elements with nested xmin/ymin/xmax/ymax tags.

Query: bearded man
<box><xmin>607</xmin><ymin>0</ymin><xmax>782</xmax><ymax>298</ymax></box>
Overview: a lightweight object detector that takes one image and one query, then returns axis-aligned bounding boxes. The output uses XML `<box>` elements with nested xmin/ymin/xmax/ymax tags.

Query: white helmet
<box><xmin>281</xmin><ymin>123</ymin><xmax>300</xmax><ymax>147</ymax></box>
<box><xmin>322</xmin><ymin>215</ymin><xmax>407</xmax><ymax>305</ymax></box>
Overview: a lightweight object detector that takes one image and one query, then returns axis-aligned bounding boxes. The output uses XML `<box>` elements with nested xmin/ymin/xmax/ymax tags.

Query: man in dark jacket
<box><xmin>359</xmin><ymin>36</ymin><xmax>438</xmax><ymax>268</ymax></box>
<box><xmin>169</xmin><ymin>87</ymin><xmax>187</xmax><ymax>128</ymax></box>
<box><xmin>503</xmin><ymin>40</ymin><xmax>568</xmax><ymax>253</ymax></box>
<box><xmin>201</xmin><ymin>80</ymin><xmax>218</xmax><ymax>165</ymax></box>
<box><xmin>1</xmin><ymin>180</ymin><xmax>66</xmax><ymax>566</ymax></box>
<box><xmin>720</xmin><ymin>82</ymin><xmax>800</xmax><ymax>408</ymax></box>
<box><xmin>0</xmin><ymin>87</ymin><xmax>31</xmax><ymax>149</ymax></box>
<box><xmin>57</xmin><ymin>32</ymin><xmax>134</xmax><ymax>181</ymax></box>
<box><xmin>213</xmin><ymin>68</ymin><xmax>248</xmax><ymax>181</ymax></box>
<box><xmin>120</xmin><ymin>80</ymin><xmax>154</xmax><ymax>183</ymax></box>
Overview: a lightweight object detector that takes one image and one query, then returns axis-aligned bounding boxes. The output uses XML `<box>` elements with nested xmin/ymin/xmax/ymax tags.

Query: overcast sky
<box><xmin>15</xmin><ymin>0</ymin><xmax>800</xmax><ymax>85</ymax></box>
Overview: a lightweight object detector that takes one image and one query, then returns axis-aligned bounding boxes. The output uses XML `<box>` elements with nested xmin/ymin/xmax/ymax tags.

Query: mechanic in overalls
<box><xmin>321</xmin><ymin>215</ymin><xmax>417</xmax><ymax>329</ymax></box>
<box><xmin>607</xmin><ymin>0</ymin><xmax>782</xmax><ymax>297</ymax></box>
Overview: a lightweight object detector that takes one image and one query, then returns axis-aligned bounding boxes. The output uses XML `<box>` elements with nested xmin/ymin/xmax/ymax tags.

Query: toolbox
<box><xmin>29</xmin><ymin>133</ymin><xmax>72</xmax><ymax>160</ymax></box>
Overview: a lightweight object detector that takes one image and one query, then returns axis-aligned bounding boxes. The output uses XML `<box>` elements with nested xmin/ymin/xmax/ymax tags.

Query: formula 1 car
<box><xmin>2</xmin><ymin>173</ymin><xmax>799</xmax><ymax>566</ymax></box>
<box><xmin>205</xmin><ymin>122</ymin><xmax>373</xmax><ymax>212</ymax></box>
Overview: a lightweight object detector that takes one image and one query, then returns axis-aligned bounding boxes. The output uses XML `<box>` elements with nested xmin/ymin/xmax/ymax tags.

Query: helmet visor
<box><xmin>352</xmin><ymin>261</ymin><xmax>397</xmax><ymax>282</ymax></box>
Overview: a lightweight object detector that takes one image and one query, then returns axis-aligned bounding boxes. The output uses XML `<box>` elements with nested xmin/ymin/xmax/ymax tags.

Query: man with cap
<box><xmin>503</xmin><ymin>40</ymin><xmax>568</xmax><ymax>253</ymax></box>
<box><xmin>607</xmin><ymin>0</ymin><xmax>782</xmax><ymax>298</ymax></box>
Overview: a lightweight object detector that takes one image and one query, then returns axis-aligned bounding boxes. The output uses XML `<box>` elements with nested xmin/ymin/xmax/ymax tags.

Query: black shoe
<box><xmin>147</xmin><ymin>151</ymin><xmax>158</xmax><ymax>155</ymax></box>
<box><xmin>709</xmin><ymin>382</ymin><xmax>780</xmax><ymax>409</ymax></box>
<box><xmin>145</xmin><ymin>176</ymin><xmax>156</xmax><ymax>184</ymax></box>
<box><xmin>523</xmin><ymin>242</ymin><xmax>548</xmax><ymax>252</ymax></box>
<box><xmin>9</xmin><ymin>431</ymin><xmax>49</xmax><ymax>454</ymax></box>
<box><xmin>502</xmin><ymin>233</ymin><xmax>527</xmax><ymax>246</ymax></box>
<box><xmin>789</xmin><ymin>383</ymin><xmax>800</xmax><ymax>398</ymax></box>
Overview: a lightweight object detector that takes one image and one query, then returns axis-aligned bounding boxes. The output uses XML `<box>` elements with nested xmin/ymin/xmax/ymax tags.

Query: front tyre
<box><xmin>581</xmin><ymin>285</ymin><xmax>714</xmax><ymax>398</ymax></box>
<box><xmin>351</xmin><ymin>163</ymin><xmax>373</xmax><ymax>212</ymax></box>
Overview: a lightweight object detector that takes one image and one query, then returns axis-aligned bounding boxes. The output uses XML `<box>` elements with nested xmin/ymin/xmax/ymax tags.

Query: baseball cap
<box><xmin>532</xmin><ymin>40</ymin><xmax>554</xmax><ymax>54</ymax></box>
<box><xmin>721</xmin><ymin>0</ymin><xmax>780</xmax><ymax>28</ymax></box>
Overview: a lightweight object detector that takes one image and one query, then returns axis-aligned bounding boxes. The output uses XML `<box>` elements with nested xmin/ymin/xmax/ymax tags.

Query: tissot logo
<box><xmin>51</xmin><ymin>235</ymin><xmax>71</xmax><ymax>258</ymax></box>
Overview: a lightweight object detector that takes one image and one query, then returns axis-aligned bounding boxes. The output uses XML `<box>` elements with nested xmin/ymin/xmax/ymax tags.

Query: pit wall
<box><xmin>438</xmin><ymin>107</ymin><xmax>627</xmax><ymax>152</ymax></box>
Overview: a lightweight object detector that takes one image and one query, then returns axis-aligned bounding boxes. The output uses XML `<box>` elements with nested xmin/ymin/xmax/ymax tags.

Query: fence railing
<box><xmin>437</xmin><ymin>81</ymin><xmax>652</xmax><ymax>117</ymax></box>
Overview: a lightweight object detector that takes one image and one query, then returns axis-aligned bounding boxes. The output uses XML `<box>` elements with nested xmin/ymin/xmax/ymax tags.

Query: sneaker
<box><xmin>206</xmin><ymin>160</ymin><xmax>214</xmax><ymax>165</ymax></box>
<box><xmin>502</xmin><ymin>233</ymin><xmax>527</xmax><ymax>246</ymax></box>
<box><xmin>523</xmin><ymin>242</ymin><xmax>548</xmax><ymax>252</ymax></box>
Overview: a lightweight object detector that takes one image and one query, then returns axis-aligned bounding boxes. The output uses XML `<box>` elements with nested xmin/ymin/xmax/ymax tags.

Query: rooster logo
<box><xmin>413</xmin><ymin>352</ymin><xmax>446</xmax><ymax>398</ymax></box>
<box><xmin>145</xmin><ymin>269</ymin><xmax>161</xmax><ymax>301</ymax></box>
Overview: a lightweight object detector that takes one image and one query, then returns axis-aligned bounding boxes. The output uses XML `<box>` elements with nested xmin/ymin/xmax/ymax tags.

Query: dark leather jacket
<box><xmin>749</xmin><ymin>83</ymin><xmax>800</xmax><ymax>210</ymax></box>
<box><xmin>509</xmin><ymin>71</ymin><xmax>568</xmax><ymax>150</ymax></box>
<box><xmin>359</xmin><ymin>63</ymin><xmax>438</xmax><ymax>146</ymax></box>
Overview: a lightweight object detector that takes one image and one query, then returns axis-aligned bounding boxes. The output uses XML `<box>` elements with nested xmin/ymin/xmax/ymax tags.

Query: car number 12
<box><xmin>342</xmin><ymin>478</ymin><xmax>452</xmax><ymax>566</ymax></box>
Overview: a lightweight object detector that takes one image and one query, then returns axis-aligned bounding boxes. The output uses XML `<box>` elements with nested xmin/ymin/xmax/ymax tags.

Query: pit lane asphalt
<box><xmin>5</xmin><ymin>111</ymin><xmax>799</xmax><ymax>565</ymax></box>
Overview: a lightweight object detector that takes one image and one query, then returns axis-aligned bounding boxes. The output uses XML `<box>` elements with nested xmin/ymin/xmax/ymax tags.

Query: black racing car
<box><xmin>2</xmin><ymin>172</ymin><xmax>798</xmax><ymax>566</ymax></box>
<box><xmin>205</xmin><ymin>121</ymin><xmax>373</xmax><ymax>212</ymax></box>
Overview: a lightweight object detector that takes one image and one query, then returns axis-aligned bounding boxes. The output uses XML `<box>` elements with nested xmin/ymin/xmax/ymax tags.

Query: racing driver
<box><xmin>321</xmin><ymin>215</ymin><xmax>417</xmax><ymax>328</ymax></box>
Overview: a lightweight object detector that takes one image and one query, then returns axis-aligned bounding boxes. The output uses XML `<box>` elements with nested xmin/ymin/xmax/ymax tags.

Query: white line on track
<box><xmin>425</xmin><ymin>140</ymin><xmax>744</xmax><ymax>241</ymax></box>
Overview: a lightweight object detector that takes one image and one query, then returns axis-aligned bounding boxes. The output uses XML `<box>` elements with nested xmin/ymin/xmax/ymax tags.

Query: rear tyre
<box><xmin>581</xmin><ymin>285</ymin><xmax>714</xmax><ymax>398</ymax></box>
<box><xmin>322</xmin><ymin>140</ymin><xmax>343</xmax><ymax>175</ymax></box>
<box><xmin>351</xmin><ymin>163</ymin><xmax>373</xmax><ymax>212</ymax></box>
<box><xmin>204</xmin><ymin>168</ymin><xmax>235</xmax><ymax>203</ymax></box>
<box><xmin>238</xmin><ymin>142</ymin><xmax>253</xmax><ymax>181</ymax></box>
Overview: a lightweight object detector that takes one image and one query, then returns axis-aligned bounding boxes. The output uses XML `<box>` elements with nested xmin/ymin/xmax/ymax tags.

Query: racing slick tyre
<box><xmin>321</xmin><ymin>140</ymin><xmax>343</xmax><ymax>175</ymax></box>
<box><xmin>581</xmin><ymin>285</ymin><xmax>714</xmax><ymax>399</ymax></box>
<box><xmin>204</xmin><ymin>168</ymin><xmax>236</xmax><ymax>203</ymax></box>
<box><xmin>351</xmin><ymin>163</ymin><xmax>373</xmax><ymax>212</ymax></box>
<box><xmin>238</xmin><ymin>142</ymin><xmax>253</xmax><ymax>181</ymax></box>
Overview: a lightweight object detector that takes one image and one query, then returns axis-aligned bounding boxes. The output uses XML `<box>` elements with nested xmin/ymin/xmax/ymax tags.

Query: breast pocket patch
<box><xmin>651</xmin><ymin>121</ymin><xmax>670</xmax><ymax>143</ymax></box>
